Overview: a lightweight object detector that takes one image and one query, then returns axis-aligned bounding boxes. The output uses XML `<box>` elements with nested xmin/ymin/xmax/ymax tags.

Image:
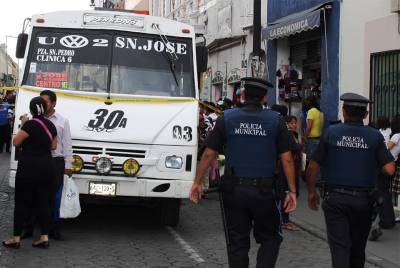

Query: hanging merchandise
<box><xmin>283</xmin><ymin>65</ymin><xmax>302</xmax><ymax>103</ymax></box>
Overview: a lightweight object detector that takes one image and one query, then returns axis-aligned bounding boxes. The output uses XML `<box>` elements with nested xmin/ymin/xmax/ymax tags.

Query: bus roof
<box><xmin>30</xmin><ymin>10</ymin><xmax>195</xmax><ymax>38</ymax></box>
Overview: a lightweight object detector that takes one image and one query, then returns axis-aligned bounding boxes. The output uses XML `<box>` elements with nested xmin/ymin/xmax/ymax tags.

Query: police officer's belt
<box><xmin>329</xmin><ymin>187</ymin><xmax>372</xmax><ymax>197</ymax></box>
<box><xmin>237</xmin><ymin>177</ymin><xmax>274</xmax><ymax>188</ymax></box>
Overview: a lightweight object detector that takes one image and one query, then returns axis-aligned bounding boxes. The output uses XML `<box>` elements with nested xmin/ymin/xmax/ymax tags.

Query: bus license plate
<box><xmin>89</xmin><ymin>182</ymin><xmax>116</xmax><ymax>196</ymax></box>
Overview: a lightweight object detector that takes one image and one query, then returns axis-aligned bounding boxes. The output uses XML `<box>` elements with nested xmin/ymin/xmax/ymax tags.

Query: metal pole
<box><xmin>252</xmin><ymin>0</ymin><xmax>261</xmax><ymax>56</ymax></box>
<box><xmin>323</xmin><ymin>8</ymin><xmax>329</xmax><ymax>81</ymax></box>
<box><xmin>224</xmin><ymin>61</ymin><xmax>228</xmax><ymax>98</ymax></box>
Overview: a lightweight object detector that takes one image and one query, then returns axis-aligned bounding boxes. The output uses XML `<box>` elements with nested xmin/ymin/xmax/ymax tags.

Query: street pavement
<box><xmin>291</xmin><ymin>181</ymin><xmax>400</xmax><ymax>268</ymax></box>
<box><xmin>0</xmin><ymin>153</ymin><xmax>381</xmax><ymax>268</ymax></box>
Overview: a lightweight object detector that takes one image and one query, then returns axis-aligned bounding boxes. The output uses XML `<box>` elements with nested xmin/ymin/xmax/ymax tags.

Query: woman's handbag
<box><xmin>60</xmin><ymin>176</ymin><xmax>81</xmax><ymax>218</ymax></box>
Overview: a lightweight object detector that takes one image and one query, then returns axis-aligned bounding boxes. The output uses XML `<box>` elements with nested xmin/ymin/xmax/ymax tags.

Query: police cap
<box><xmin>241</xmin><ymin>77</ymin><xmax>273</xmax><ymax>97</ymax></box>
<box><xmin>340</xmin><ymin>93</ymin><xmax>373</xmax><ymax>108</ymax></box>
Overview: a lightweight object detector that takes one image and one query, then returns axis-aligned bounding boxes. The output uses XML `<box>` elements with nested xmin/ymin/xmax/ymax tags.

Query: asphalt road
<box><xmin>0</xmin><ymin>153</ymin><xmax>379</xmax><ymax>268</ymax></box>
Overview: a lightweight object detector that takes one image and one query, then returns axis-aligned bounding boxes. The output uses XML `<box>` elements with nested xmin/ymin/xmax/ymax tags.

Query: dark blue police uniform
<box><xmin>206</xmin><ymin>77</ymin><xmax>292</xmax><ymax>268</ymax></box>
<box><xmin>311</xmin><ymin>93</ymin><xmax>394</xmax><ymax>268</ymax></box>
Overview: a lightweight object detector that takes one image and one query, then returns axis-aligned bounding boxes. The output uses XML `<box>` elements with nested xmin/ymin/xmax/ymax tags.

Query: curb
<box><xmin>291</xmin><ymin>215</ymin><xmax>400</xmax><ymax>268</ymax></box>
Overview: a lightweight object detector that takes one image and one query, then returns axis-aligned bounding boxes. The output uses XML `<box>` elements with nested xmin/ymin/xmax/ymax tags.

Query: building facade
<box><xmin>151</xmin><ymin>0</ymin><xmax>267</xmax><ymax>103</ymax></box>
<box><xmin>263</xmin><ymin>0</ymin><xmax>340</xmax><ymax>123</ymax></box>
<box><xmin>0</xmin><ymin>44</ymin><xmax>18</xmax><ymax>87</ymax></box>
<box><xmin>263</xmin><ymin>0</ymin><xmax>400</xmax><ymax>124</ymax></box>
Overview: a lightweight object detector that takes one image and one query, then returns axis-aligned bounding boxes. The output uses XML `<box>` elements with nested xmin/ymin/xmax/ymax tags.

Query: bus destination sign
<box><xmin>83</xmin><ymin>13</ymin><xmax>145</xmax><ymax>29</ymax></box>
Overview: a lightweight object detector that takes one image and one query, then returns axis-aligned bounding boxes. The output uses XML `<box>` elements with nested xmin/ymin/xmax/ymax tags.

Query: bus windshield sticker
<box><xmin>83</xmin><ymin>13</ymin><xmax>145</xmax><ymax>29</ymax></box>
<box><xmin>31</xmin><ymin>32</ymin><xmax>110</xmax><ymax>65</ymax></box>
<box><xmin>29</xmin><ymin>62</ymin><xmax>37</xmax><ymax>73</ymax></box>
<box><xmin>112</xmin><ymin>35</ymin><xmax>191</xmax><ymax>70</ymax></box>
<box><xmin>35</xmin><ymin>72</ymin><xmax>69</xmax><ymax>89</ymax></box>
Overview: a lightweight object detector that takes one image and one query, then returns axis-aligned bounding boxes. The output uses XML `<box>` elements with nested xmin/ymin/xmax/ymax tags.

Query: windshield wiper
<box><xmin>151</xmin><ymin>23</ymin><xmax>180</xmax><ymax>88</ymax></box>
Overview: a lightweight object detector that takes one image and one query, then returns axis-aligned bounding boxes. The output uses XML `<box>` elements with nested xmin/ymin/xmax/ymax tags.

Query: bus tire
<box><xmin>160</xmin><ymin>198</ymin><xmax>181</xmax><ymax>227</ymax></box>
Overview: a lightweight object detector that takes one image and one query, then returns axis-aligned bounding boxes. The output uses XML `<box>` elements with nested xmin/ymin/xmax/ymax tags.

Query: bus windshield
<box><xmin>24</xmin><ymin>28</ymin><xmax>195</xmax><ymax>97</ymax></box>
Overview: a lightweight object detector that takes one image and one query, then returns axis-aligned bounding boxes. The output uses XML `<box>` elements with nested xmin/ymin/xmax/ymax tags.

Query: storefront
<box><xmin>262</xmin><ymin>0</ymin><xmax>340</xmax><ymax>123</ymax></box>
<box><xmin>227</xmin><ymin>68</ymin><xmax>245</xmax><ymax>103</ymax></box>
<box><xmin>211</xmin><ymin>71</ymin><xmax>224</xmax><ymax>102</ymax></box>
<box><xmin>199</xmin><ymin>68</ymin><xmax>212</xmax><ymax>101</ymax></box>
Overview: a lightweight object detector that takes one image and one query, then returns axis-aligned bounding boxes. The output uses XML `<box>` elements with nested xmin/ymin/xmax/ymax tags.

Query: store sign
<box><xmin>263</xmin><ymin>9</ymin><xmax>321</xmax><ymax>40</ymax></box>
<box><xmin>212</xmin><ymin>71</ymin><xmax>224</xmax><ymax>85</ymax></box>
<box><xmin>217</xmin><ymin>4</ymin><xmax>232</xmax><ymax>37</ymax></box>
<box><xmin>227</xmin><ymin>68</ymin><xmax>241</xmax><ymax>84</ymax></box>
<box><xmin>83</xmin><ymin>13</ymin><xmax>145</xmax><ymax>29</ymax></box>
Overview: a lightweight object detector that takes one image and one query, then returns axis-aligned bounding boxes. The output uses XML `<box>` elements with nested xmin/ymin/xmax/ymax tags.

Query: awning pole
<box><xmin>323</xmin><ymin>8</ymin><xmax>330</xmax><ymax>81</ymax></box>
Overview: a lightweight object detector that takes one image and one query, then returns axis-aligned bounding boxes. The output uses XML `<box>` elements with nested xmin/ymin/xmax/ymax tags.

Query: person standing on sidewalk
<box><xmin>190</xmin><ymin>77</ymin><xmax>297</xmax><ymax>268</ymax></box>
<box><xmin>369</xmin><ymin>116</ymin><xmax>396</xmax><ymax>241</ymax></box>
<box><xmin>40</xmin><ymin>90</ymin><xmax>73</xmax><ymax>240</ymax></box>
<box><xmin>305</xmin><ymin>96</ymin><xmax>324</xmax><ymax>163</ymax></box>
<box><xmin>306</xmin><ymin>93</ymin><xmax>395</xmax><ymax>268</ymax></box>
<box><xmin>387</xmin><ymin>114</ymin><xmax>400</xmax><ymax>223</ymax></box>
<box><xmin>2</xmin><ymin>97</ymin><xmax>57</xmax><ymax>249</ymax></box>
<box><xmin>0</xmin><ymin>97</ymin><xmax>11</xmax><ymax>153</ymax></box>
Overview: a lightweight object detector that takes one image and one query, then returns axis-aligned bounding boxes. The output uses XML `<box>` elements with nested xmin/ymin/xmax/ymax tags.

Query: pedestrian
<box><xmin>0</xmin><ymin>97</ymin><xmax>11</xmax><ymax>153</ymax></box>
<box><xmin>387</xmin><ymin>115</ymin><xmax>400</xmax><ymax>215</ymax></box>
<box><xmin>305</xmin><ymin>96</ymin><xmax>324</xmax><ymax>165</ymax></box>
<box><xmin>377</xmin><ymin>116</ymin><xmax>391</xmax><ymax>145</ymax></box>
<box><xmin>270</xmin><ymin>105</ymin><xmax>299</xmax><ymax>231</ymax></box>
<box><xmin>300</xmin><ymin>99</ymin><xmax>309</xmax><ymax>140</ymax></box>
<box><xmin>281</xmin><ymin>115</ymin><xmax>302</xmax><ymax>231</ymax></box>
<box><xmin>204</xmin><ymin>102</ymin><xmax>218</xmax><ymax>132</ymax></box>
<box><xmin>190</xmin><ymin>77</ymin><xmax>297</xmax><ymax>268</ymax></box>
<box><xmin>306</xmin><ymin>93</ymin><xmax>395</xmax><ymax>268</ymax></box>
<box><xmin>369</xmin><ymin>116</ymin><xmax>396</xmax><ymax>241</ymax></box>
<box><xmin>40</xmin><ymin>90</ymin><xmax>73</xmax><ymax>240</ymax></box>
<box><xmin>2</xmin><ymin>97</ymin><xmax>57</xmax><ymax>249</ymax></box>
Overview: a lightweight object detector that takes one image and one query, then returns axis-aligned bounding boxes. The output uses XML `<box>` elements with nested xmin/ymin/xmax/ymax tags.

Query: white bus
<box><xmin>12</xmin><ymin>10</ymin><xmax>205</xmax><ymax>226</ymax></box>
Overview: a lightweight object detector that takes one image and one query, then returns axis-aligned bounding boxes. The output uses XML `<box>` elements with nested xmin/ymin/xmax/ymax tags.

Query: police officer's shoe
<box><xmin>49</xmin><ymin>230</ymin><xmax>63</xmax><ymax>241</ymax></box>
<box><xmin>368</xmin><ymin>228</ymin><xmax>382</xmax><ymax>241</ymax></box>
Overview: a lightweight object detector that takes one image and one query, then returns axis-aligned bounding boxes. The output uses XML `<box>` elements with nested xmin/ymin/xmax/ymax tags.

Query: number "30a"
<box><xmin>88</xmin><ymin>109</ymin><xmax>127</xmax><ymax>130</ymax></box>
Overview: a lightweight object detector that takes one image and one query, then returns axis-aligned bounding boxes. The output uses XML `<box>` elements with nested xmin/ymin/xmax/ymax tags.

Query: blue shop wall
<box><xmin>266</xmin><ymin>0</ymin><xmax>340</xmax><ymax>123</ymax></box>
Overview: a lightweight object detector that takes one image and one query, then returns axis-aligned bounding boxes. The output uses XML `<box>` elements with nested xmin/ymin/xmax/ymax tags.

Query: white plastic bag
<box><xmin>301</xmin><ymin>153</ymin><xmax>307</xmax><ymax>172</ymax></box>
<box><xmin>60</xmin><ymin>176</ymin><xmax>81</xmax><ymax>218</ymax></box>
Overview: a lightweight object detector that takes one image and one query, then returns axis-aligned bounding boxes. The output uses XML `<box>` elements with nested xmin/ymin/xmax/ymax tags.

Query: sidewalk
<box><xmin>292</xmin><ymin>181</ymin><xmax>400</xmax><ymax>268</ymax></box>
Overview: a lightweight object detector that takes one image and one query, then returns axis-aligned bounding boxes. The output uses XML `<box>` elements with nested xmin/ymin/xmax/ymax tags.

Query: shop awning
<box><xmin>207</xmin><ymin>35</ymin><xmax>246</xmax><ymax>54</ymax></box>
<box><xmin>262</xmin><ymin>1</ymin><xmax>332</xmax><ymax>41</ymax></box>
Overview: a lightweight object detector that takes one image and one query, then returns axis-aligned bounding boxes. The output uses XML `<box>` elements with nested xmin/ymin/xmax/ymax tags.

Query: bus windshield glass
<box><xmin>24</xmin><ymin>28</ymin><xmax>195</xmax><ymax>97</ymax></box>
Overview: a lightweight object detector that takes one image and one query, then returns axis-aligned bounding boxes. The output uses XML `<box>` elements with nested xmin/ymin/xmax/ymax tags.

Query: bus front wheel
<box><xmin>160</xmin><ymin>198</ymin><xmax>181</xmax><ymax>227</ymax></box>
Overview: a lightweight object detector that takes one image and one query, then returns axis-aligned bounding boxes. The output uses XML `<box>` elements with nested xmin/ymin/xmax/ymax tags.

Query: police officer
<box><xmin>306</xmin><ymin>93</ymin><xmax>395</xmax><ymax>268</ymax></box>
<box><xmin>190</xmin><ymin>77</ymin><xmax>297</xmax><ymax>268</ymax></box>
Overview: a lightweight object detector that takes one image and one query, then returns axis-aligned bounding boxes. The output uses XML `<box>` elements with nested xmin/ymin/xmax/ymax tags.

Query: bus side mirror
<box><xmin>196</xmin><ymin>45</ymin><xmax>208</xmax><ymax>74</ymax></box>
<box><xmin>16</xmin><ymin>33</ymin><xmax>28</xmax><ymax>59</ymax></box>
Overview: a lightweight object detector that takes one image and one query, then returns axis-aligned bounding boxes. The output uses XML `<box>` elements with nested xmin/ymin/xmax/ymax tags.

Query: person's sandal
<box><xmin>282</xmin><ymin>222</ymin><xmax>299</xmax><ymax>231</ymax></box>
<box><xmin>2</xmin><ymin>240</ymin><xmax>21</xmax><ymax>249</ymax></box>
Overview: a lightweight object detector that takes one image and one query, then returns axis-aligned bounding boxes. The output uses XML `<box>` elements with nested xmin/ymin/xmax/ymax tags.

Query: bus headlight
<box><xmin>72</xmin><ymin>155</ymin><xmax>84</xmax><ymax>173</ymax></box>
<box><xmin>165</xmin><ymin>155</ymin><xmax>183</xmax><ymax>169</ymax></box>
<box><xmin>95</xmin><ymin>157</ymin><xmax>112</xmax><ymax>175</ymax></box>
<box><xmin>122</xmin><ymin>159</ymin><xmax>140</xmax><ymax>176</ymax></box>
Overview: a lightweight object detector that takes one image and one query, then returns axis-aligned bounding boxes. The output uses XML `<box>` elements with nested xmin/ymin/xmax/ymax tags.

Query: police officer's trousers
<box><xmin>222</xmin><ymin>185</ymin><xmax>282</xmax><ymax>268</ymax></box>
<box><xmin>322</xmin><ymin>192</ymin><xmax>372</xmax><ymax>268</ymax></box>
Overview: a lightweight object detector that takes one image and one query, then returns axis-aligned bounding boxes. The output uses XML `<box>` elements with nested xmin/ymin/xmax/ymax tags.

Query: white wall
<box><xmin>339</xmin><ymin>0</ymin><xmax>392</xmax><ymax>98</ymax></box>
<box><xmin>364</xmin><ymin>14</ymin><xmax>400</xmax><ymax>90</ymax></box>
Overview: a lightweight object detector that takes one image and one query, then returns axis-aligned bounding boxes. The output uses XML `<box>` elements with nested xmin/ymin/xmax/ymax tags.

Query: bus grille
<box><xmin>72</xmin><ymin>145</ymin><xmax>147</xmax><ymax>177</ymax></box>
